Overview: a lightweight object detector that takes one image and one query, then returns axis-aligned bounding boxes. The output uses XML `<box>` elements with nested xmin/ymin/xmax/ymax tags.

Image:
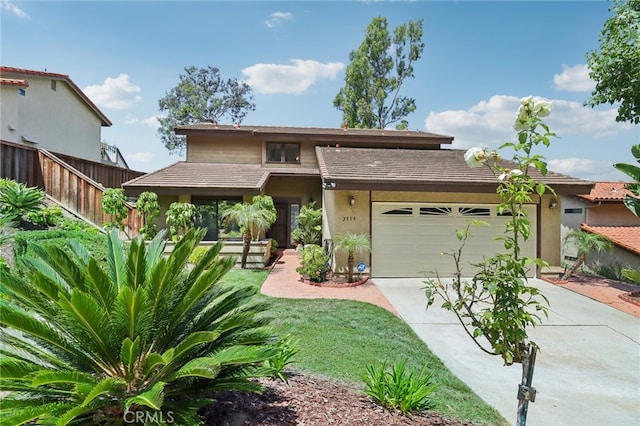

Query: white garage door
<box><xmin>371</xmin><ymin>203</ymin><xmax>537</xmax><ymax>278</ymax></box>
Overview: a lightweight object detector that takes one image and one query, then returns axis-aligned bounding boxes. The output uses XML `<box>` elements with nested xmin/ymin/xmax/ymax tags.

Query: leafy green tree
<box><xmin>135</xmin><ymin>191</ymin><xmax>161</xmax><ymax>240</ymax></box>
<box><xmin>333</xmin><ymin>16</ymin><xmax>425</xmax><ymax>130</ymax></box>
<box><xmin>334</xmin><ymin>233</ymin><xmax>371</xmax><ymax>283</ymax></box>
<box><xmin>101</xmin><ymin>188</ymin><xmax>129</xmax><ymax>235</ymax></box>
<box><xmin>291</xmin><ymin>201</ymin><xmax>322</xmax><ymax>246</ymax></box>
<box><xmin>586</xmin><ymin>0</ymin><xmax>640</xmax><ymax>124</ymax></box>
<box><xmin>166</xmin><ymin>202</ymin><xmax>197</xmax><ymax>242</ymax></box>
<box><xmin>562</xmin><ymin>229</ymin><xmax>615</xmax><ymax>280</ymax></box>
<box><xmin>0</xmin><ymin>228</ymin><xmax>278</xmax><ymax>424</ymax></box>
<box><xmin>614</xmin><ymin>144</ymin><xmax>640</xmax><ymax>217</ymax></box>
<box><xmin>222</xmin><ymin>195</ymin><xmax>276</xmax><ymax>269</ymax></box>
<box><xmin>158</xmin><ymin>66</ymin><xmax>256</xmax><ymax>154</ymax></box>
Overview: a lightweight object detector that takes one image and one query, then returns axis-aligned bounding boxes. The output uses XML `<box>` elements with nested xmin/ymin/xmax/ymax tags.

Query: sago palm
<box><xmin>562</xmin><ymin>229</ymin><xmax>614</xmax><ymax>280</ymax></box>
<box><xmin>0</xmin><ymin>228</ymin><xmax>277</xmax><ymax>425</ymax></box>
<box><xmin>334</xmin><ymin>233</ymin><xmax>371</xmax><ymax>283</ymax></box>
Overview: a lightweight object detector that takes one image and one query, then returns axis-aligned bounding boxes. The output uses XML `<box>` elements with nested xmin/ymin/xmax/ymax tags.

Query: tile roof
<box><xmin>581</xmin><ymin>224</ymin><xmax>640</xmax><ymax>256</ymax></box>
<box><xmin>0</xmin><ymin>66</ymin><xmax>112</xmax><ymax>126</ymax></box>
<box><xmin>123</xmin><ymin>162</ymin><xmax>320</xmax><ymax>193</ymax></box>
<box><xmin>0</xmin><ymin>77</ymin><xmax>28</xmax><ymax>87</ymax></box>
<box><xmin>175</xmin><ymin>123</ymin><xmax>453</xmax><ymax>146</ymax></box>
<box><xmin>316</xmin><ymin>147</ymin><xmax>594</xmax><ymax>194</ymax></box>
<box><xmin>578</xmin><ymin>181</ymin><xmax>634</xmax><ymax>202</ymax></box>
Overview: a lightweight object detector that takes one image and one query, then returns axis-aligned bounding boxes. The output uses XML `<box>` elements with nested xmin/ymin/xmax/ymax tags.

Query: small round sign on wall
<box><xmin>356</xmin><ymin>262</ymin><xmax>367</xmax><ymax>273</ymax></box>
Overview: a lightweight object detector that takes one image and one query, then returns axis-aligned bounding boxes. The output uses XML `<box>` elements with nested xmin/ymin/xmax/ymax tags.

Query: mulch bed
<box><xmin>201</xmin><ymin>372</ymin><xmax>476</xmax><ymax>426</ymax></box>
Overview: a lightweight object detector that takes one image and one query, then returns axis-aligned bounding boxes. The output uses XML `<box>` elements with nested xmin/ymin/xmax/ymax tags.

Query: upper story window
<box><xmin>266</xmin><ymin>143</ymin><xmax>300</xmax><ymax>164</ymax></box>
<box><xmin>564</xmin><ymin>208</ymin><xmax>583</xmax><ymax>214</ymax></box>
<box><xmin>51</xmin><ymin>80</ymin><xmax>57</xmax><ymax>91</ymax></box>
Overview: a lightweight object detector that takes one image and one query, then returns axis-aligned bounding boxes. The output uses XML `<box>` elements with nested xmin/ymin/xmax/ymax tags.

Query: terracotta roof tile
<box><xmin>0</xmin><ymin>77</ymin><xmax>28</xmax><ymax>87</ymax></box>
<box><xmin>316</xmin><ymin>147</ymin><xmax>593</xmax><ymax>193</ymax></box>
<box><xmin>123</xmin><ymin>162</ymin><xmax>320</xmax><ymax>192</ymax></box>
<box><xmin>581</xmin><ymin>224</ymin><xmax>640</xmax><ymax>256</ymax></box>
<box><xmin>0</xmin><ymin>66</ymin><xmax>111</xmax><ymax>126</ymax></box>
<box><xmin>578</xmin><ymin>181</ymin><xmax>634</xmax><ymax>202</ymax></box>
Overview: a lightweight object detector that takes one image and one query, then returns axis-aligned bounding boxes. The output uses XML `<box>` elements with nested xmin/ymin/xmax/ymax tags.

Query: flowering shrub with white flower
<box><xmin>425</xmin><ymin>96</ymin><xmax>557</xmax><ymax>366</ymax></box>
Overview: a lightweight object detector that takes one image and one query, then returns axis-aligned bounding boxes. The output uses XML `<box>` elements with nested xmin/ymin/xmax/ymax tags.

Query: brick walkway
<box><xmin>261</xmin><ymin>249</ymin><xmax>398</xmax><ymax>315</ymax></box>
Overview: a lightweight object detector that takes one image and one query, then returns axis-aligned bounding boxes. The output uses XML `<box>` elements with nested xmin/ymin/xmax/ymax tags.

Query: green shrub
<box><xmin>0</xmin><ymin>228</ymin><xmax>278</xmax><ymax>424</ymax></box>
<box><xmin>291</xmin><ymin>201</ymin><xmax>322</xmax><ymax>245</ymax></box>
<box><xmin>25</xmin><ymin>205</ymin><xmax>63</xmax><ymax>227</ymax></box>
<box><xmin>362</xmin><ymin>360</ymin><xmax>438</xmax><ymax>415</ymax></box>
<box><xmin>12</xmin><ymin>229</ymin><xmax>109</xmax><ymax>265</ymax></box>
<box><xmin>591</xmin><ymin>261</ymin><xmax>625</xmax><ymax>281</ymax></box>
<box><xmin>296</xmin><ymin>244</ymin><xmax>330</xmax><ymax>282</ymax></box>
<box><xmin>188</xmin><ymin>245</ymin><xmax>219</xmax><ymax>268</ymax></box>
<box><xmin>101</xmin><ymin>187</ymin><xmax>129</xmax><ymax>233</ymax></box>
<box><xmin>0</xmin><ymin>180</ymin><xmax>45</xmax><ymax>227</ymax></box>
<box><xmin>265</xmin><ymin>334</ymin><xmax>299</xmax><ymax>382</ymax></box>
<box><xmin>166</xmin><ymin>202</ymin><xmax>196</xmax><ymax>242</ymax></box>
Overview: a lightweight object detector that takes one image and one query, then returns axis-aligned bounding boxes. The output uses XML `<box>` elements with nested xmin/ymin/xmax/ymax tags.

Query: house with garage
<box><xmin>562</xmin><ymin>181</ymin><xmax>640</xmax><ymax>271</ymax></box>
<box><xmin>122</xmin><ymin>124</ymin><xmax>593</xmax><ymax>277</ymax></box>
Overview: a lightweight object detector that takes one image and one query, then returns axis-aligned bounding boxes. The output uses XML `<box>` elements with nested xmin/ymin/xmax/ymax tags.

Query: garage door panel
<box><xmin>372</xmin><ymin>203</ymin><xmax>537</xmax><ymax>278</ymax></box>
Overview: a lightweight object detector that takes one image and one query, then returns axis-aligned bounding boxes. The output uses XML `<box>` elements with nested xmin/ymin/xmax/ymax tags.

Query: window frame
<box><xmin>266</xmin><ymin>142</ymin><xmax>301</xmax><ymax>164</ymax></box>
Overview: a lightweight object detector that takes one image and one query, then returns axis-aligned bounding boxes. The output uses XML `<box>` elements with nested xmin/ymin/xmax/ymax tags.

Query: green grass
<box><xmin>222</xmin><ymin>268</ymin><xmax>508</xmax><ymax>425</ymax></box>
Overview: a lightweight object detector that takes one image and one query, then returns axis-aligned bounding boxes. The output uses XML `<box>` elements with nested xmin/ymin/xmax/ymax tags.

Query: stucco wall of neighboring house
<box><xmin>585</xmin><ymin>247</ymin><xmax>640</xmax><ymax>272</ymax></box>
<box><xmin>586</xmin><ymin>203</ymin><xmax>640</xmax><ymax>226</ymax></box>
<box><xmin>1</xmin><ymin>86</ymin><xmax>22</xmax><ymax>142</ymax></box>
<box><xmin>540</xmin><ymin>193</ymin><xmax>562</xmax><ymax>267</ymax></box>
<box><xmin>17</xmin><ymin>77</ymin><xmax>102</xmax><ymax>162</ymax></box>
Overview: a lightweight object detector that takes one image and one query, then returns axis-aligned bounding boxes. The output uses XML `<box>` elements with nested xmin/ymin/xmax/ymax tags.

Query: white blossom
<box><xmin>464</xmin><ymin>146</ymin><xmax>488</xmax><ymax>168</ymax></box>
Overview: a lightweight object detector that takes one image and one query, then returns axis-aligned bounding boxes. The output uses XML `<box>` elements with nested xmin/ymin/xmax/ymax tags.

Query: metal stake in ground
<box><xmin>516</xmin><ymin>342</ymin><xmax>538</xmax><ymax>426</ymax></box>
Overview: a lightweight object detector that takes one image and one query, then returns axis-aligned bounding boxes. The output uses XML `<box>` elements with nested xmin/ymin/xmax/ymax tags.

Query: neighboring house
<box><xmin>123</xmin><ymin>124</ymin><xmax>592</xmax><ymax>277</ymax></box>
<box><xmin>563</xmin><ymin>181</ymin><xmax>640</xmax><ymax>270</ymax></box>
<box><xmin>0</xmin><ymin>66</ymin><xmax>127</xmax><ymax>167</ymax></box>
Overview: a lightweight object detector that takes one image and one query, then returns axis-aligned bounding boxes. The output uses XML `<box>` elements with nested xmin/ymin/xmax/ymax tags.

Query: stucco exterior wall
<box><xmin>586</xmin><ymin>203</ymin><xmax>640</xmax><ymax>226</ymax></box>
<box><xmin>1</xmin><ymin>86</ymin><xmax>22</xmax><ymax>143</ymax></box>
<box><xmin>586</xmin><ymin>247</ymin><xmax>640</xmax><ymax>272</ymax></box>
<box><xmin>328</xmin><ymin>190</ymin><xmax>372</xmax><ymax>274</ymax></box>
<box><xmin>15</xmin><ymin>77</ymin><xmax>102</xmax><ymax>161</ymax></box>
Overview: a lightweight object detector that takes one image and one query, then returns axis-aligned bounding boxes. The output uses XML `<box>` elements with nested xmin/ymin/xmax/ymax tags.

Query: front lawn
<box><xmin>221</xmin><ymin>269</ymin><xmax>507</xmax><ymax>425</ymax></box>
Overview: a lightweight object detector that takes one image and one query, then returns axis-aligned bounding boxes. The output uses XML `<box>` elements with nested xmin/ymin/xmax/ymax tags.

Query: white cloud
<box><xmin>127</xmin><ymin>152</ymin><xmax>154</xmax><ymax>163</ymax></box>
<box><xmin>83</xmin><ymin>74</ymin><xmax>142</xmax><ymax>109</ymax></box>
<box><xmin>242</xmin><ymin>59</ymin><xmax>344</xmax><ymax>95</ymax></box>
<box><xmin>548</xmin><ymin>157</ymin><xmax>628</xmax><ymax>181</ymax></box>
<box><xmin>265</xmin><ymin>11</ymin><xmax>293</xmax><ymax>28</ymax></box>
<box><xmin>553</xmin><ymin>64</ymin><xmax>595</xmax><ymax>92</ymax></box>
<box><xmin>141</xmin><ymin>115</ymin><xmax>160</xmax><ymax>129</ymax></box>
<box><xmin>1</xmin><ymin>1</ymin><xmax>29</xmax><ymax>18</ymax></box>
<box><xmin>424</xmin><ymin>95</ymin><xmax>633</xmax><ymax>149</ymax></box>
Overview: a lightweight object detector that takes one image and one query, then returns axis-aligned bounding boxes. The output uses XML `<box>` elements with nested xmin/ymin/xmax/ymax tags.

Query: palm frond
<box><xmin>126</xmin><ymin>237</ymin><xmax>147</xmax><ymax>289</ymax></box>
<box><xmin>125</xmin><ymin>381</ymin><xmax>166</xmax><ymax>411</ymax></box>
<box><xmin>0</xmin><ymin>356</ymin><xmax>41</xmax><ymax>379</ymax></box>
<box><xmin>168</xmin><ymin>357</ymin><xmax>222</xmax><ymax>380</ymax></box>
<box><xmin>120</xmin><ymin>336</ymin><xmax>141</xmax><ymax>379</ymax></box>
<box><xmin>106</xmin><ymin>229</ymin><xmax>127</xmax><ymax>290</ymax></box>
<box><xmin>0</xmin><ymin>402</ymin><xmax>72</xmax><ymax>426</ymax></box>
<box><xmin>80</xmin><ymin>377</ymin><xmax>127</xmax><ymax>408</ymax></box>
<box><xmin>84</xmin><ymin>258</ymin><xmax>118</xmax><ymax>311</ymax></box>
<box><xmin>31</xmin><ymin>370</ymin><xmax>97</xmax><ymax>387</ymax></box>
<box><xmin>144</xmin><ymin>229</ymin><xmax>169</xmax><ymax>275</ymax></box>
<box><xmin>30</xmin><ymin>243</ymin><xmax>88</xmax><ymax>293</ymax></box>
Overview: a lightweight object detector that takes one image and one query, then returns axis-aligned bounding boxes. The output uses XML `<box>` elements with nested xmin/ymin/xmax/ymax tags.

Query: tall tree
<box><xmin>333</xmin><ymin>16</ymin><xmax>425</xmax><ymax>130</ymax></box>
<box><xmin>158</xmin><ymin>66</ymin><xmax>256</xmax><ymax>154</ymax></box>
<box><xmin>585</xmin><ymin>0</ymin><xmax>640</xmax><ymax>124</ymax></box>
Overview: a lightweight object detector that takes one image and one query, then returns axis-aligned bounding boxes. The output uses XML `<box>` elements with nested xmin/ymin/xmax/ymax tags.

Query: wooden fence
<box><xmin>1</xmin><ymin>140</ymin><xmax>143</xmax><ymax>236</ymax></box>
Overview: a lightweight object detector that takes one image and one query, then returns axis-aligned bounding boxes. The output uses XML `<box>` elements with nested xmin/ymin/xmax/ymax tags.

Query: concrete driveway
<box><xmin>373</xmin><ymin>278</ymin><xmax>640</xmax><ymax>426</ymax></box>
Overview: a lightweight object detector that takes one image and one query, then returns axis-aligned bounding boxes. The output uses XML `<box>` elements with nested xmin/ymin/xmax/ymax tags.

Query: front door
<box><xmin>269</xmin><ymin>200</ymin><xmax>300</xmax><ymax>248</ymax></box>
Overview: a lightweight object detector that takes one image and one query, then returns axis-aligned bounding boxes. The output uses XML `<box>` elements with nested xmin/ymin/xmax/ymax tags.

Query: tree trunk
<box><xmin>241</xmin><ymin>231</ymin><xmax>251</xmax><ymax>269</ymax></box>
<box><xmin>347</xmin><ymin>252</ymin><xmax>354</xmax><ymax>283</ymax></box>
<box><xmin>516</xmin><ymin>342</ymin><xmax>537</xmax><ymax>426</ymax></box>
<box><xmin>561</xmin><ymin>254</ymin><xmax>586</xmax><ymax>280</ymax></box>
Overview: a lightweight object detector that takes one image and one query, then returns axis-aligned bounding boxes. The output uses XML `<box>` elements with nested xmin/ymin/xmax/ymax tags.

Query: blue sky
<box><xmin>2</xmin><ymin>0</ymin><xmax>637</xmax><ymax>181</ymax></box>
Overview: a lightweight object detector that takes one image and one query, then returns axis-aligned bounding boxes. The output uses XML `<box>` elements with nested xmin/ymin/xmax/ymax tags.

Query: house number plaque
<box><xmin>341</xmin><ymin>216</ymin><xmax>356</xmax><ymax>221</ymax></box>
